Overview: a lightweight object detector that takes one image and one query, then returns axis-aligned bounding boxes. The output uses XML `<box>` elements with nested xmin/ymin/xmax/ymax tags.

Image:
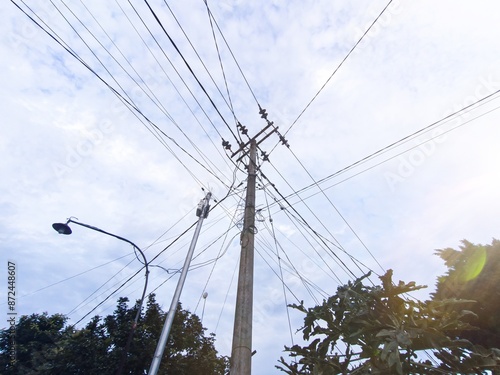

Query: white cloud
<box><xmin>2</xmin><ymin>0</ymin><xmax>500</xmax><ymax>373</ymax></box>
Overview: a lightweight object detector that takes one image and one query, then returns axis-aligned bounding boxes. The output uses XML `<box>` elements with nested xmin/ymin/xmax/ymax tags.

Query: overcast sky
<box><xmin>2</xmin><ymin>0</ymin><xmax>500</xmax><ymax>373</ymax></box>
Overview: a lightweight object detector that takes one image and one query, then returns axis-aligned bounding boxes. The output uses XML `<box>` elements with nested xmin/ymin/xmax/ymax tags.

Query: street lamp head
<box><xmin>52</xmin><ymin>222</ymin><xmax>72</xmax><ymax>235</ymax></box>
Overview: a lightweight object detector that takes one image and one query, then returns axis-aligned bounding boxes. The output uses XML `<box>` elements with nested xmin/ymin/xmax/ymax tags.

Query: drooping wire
<box><xmin>214</xmin><ymin>251</ymin><xmax>239</xmax><ymax>334</ymax></box>
<box><xmin>203</xmin><ymin>0</ymin><xmax>239</xmax><ymax>132</ymax></box>
<box><xmin>279</xmin><ymin>147</ymin><xmax>385</xmax><ymax>273</ymax></box>
<box><xmin>269</xmin><ymin>0</ymin><xmax>396</xmax><ymax>155</ymax></box>
<box><xmin>261</xmin><ymin>168</ymin><xmax>362</xmax><ymax>281</ymax></box>
<box><xmin>163</xmin><ymin>0</ymin><xmax>240</xmax><ymax>129</ymax></box>
<box><xmin>75</xmin><ymin>0</ymin><xmax>234</xmax><ymax>182</ymax></box>
<box><xmin>13</xmin><ymin>1</ymin><xmax>231</xmax><ymax>191</ymax></box>
<box><xmin>142</xmin><ymin>0</ymin><xmax>240</xmax><ymax>144</ymax></box>
<box><xmin>203</xmin><ymin>0</ymin><xmax>261</xmax><ymax>108</ymax></box>
<box><xmin>269</xmin><ymin>90</ymin><xmax>500</xmax><ymax>208</ymax></box>
<box><xmin>262</xmin><ymin>179</ymin><xmax>296</xmax><ymax>344</ymax></box>
<box><xmin>121</xmin><ymin>0</ymin><xmax>235</xmax><ymax>173</ymax></box>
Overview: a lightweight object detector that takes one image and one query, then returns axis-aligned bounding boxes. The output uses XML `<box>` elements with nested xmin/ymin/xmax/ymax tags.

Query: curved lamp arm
<box><xmin>52</xmin><ymin>218</ymin><xmax>149</xmax><ymax>375</ymax></box>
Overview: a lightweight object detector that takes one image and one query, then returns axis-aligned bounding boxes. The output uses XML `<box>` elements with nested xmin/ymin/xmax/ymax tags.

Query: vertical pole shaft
<box><xmin>148</xmin><ymin>192</ymin><xmax>212</xmax><ymax>375</ymax></box>
<box><xmin>230</xmin><ymin>139</ymin><xmax>257</xmax><ymax>375</ymax></box>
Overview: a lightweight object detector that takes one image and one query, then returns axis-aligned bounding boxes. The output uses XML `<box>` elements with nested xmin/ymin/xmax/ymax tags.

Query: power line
<box><xmin>72</xmin><ymin>265</ymin><xmax>144</xmax><ymax>326</ymax></box>
<box><xmin>43</xmin><ymin>0</ymin><xmax>239</xmax><ymax>189</ymax></box>
<box><xmin>203</xmin><ymin>0</ymin><xmax>239</xmax><ymax>131</ymax></box>
<box><xmin>13</xmin><ymin>1</ymin><xmax>234</xmax><ymax>191</ymax></box>
<box><xmin>258</xmin><ymin>171</ymin><xmax>358</xmax><ymax>283</ymax></box>
<box><xmin>163</xmin><ymin>0</ymin><xmax>240</xmax><ymax>128</ymax></box>
<box><xmin>75</xmin><ymin>0</ymin><xmax>235</xmax><ymax>182</ymax></box>
<box><xmin>272</xmin><ymin>0</ymin><xmax>396</xmax><ymax>151</ymax></box>
<box><xmin>269</xmin><ymin>90</ymin><xmax>500</xmax><ymax>208</ymax></box>
<box><xmin>142</xmin><ymin>0</ymin><xmax>240</xmax><ymax>144</ymax></box>
<box><xmin>203</xmin><ymin>1</ymin><xmax>261</xmax><ymax>108</ymax></box>
<box><xmin>16</xmin><ymin>252</ymin><xmax>130</xmax><ymax>301</ymax></box>
<box><xmin>67</xmin><ymin>185</ymin><xmax>240</xmax><ymax>324</ymax></box>
<box><xmin>281</xmin><ymin>146</ymin><xmax>385</xmax><ymax>273</ymax></box>
<box><xmin>121</xmin><ymin>0</ymin><xmax>236</xmax><ymax>174</ymax></box>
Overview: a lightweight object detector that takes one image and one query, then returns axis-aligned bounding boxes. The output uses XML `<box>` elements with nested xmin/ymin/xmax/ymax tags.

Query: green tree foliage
<box><xmin>433</xmin><ymin>239</ymin><xmax>500</xmax><ymax>349</ymax></box>
<box><xmin>0</xmin><ymin>294</ymin><xmax>229</xmax><ymax>375</ymax></box>
<box><xmin>0</xmin><ymin>312</ymin><xmax>67</xmax><ymax>374</ymax></box>
<box><xmin>277</xmin><ymin>270</ymin><xmax>500</xmax><ymax>375</ymax></box>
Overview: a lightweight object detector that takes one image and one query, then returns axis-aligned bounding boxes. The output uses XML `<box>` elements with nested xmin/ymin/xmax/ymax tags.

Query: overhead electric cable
<box><xmin>41</xmin><ymin>0</ymin><xmax>236</xmax><ymax>191</ymax></box>
<box><xmin>120</xmin><ymin>0</ymin><xmax>235</xmax><ymax>173</ymax></box>
<box><xmin>274</xmin><ymin>0</ymin><xmax>396</xmax><ymax>149</ymax></box>
<box><xmin>282</xmin><ymin>147</ymin><xmax>385</xmax><ymax>273</ymax></box>
<box><xmin>17</xmin><ymin>253</ymin><xmax>130</xmax><ymax>300</ymax></box>
<box><xmin>13</xmin><ymin>0</ymin><xmax>231</xmax><ymax>190</ymax></box>
<box><xmin>262</xmin><ymin>166</ymin><xmax>363</xmax><ymax>280</ymax></box>
<box><xmin>66</xmin><ymin>256</ymin><xmax>138</xmax><ymax>317</ymax></box>
<box><xmin>163</xmin><ymin>0</ymin><xmax>240</xmax><ymax>126</ymax></box>
<box><xmin>72</xmin><ymin>266</ymin><xmax>144</xmax><ymax>326</ymax></box>
<box><xmin>265</xmin><ymin>200</ymin><xmax>374</xmax><ymax>285</ymax></box>
<box><xmin>262</xmin><ymin>186</ymin><xmax>299</xmax><ymax>344</ymax></box>
<box><xmin>203</xmin><ymin>0</ymin><xmax>239</xmax><ymax>131</ymax></box>
<box><xmin>142</xmin><ymin>0</ymin><xmax>240</xmax><ymax>144</ymax></box>
<box><xmin>67</xmin><ymin>188</ymin><xmax>239</xmax><ymax>324</ymax></box>
<box><xmin>259</xmin><ymin>174</ymin><xmax>349</xmax><ymax>283</ymax></box>
<box><xmin>75</xmin><ymin>0</ymin><xmax>234</xmax><ymax>182</ymax></box>
<box><xmin>269</xmin><ymin>90</ymin><xmax>500</xmax><ymax>208</ymax></box>
<box><xmin>203</xmin><ymin>1</ymin><xmax>261</xmax><ymax>107</ymax></box>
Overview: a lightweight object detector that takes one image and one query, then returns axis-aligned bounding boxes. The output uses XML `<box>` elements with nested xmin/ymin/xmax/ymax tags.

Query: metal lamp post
<box><xmin>148</xmin><ymin>191</ymin><xmax>212</xmax><ymax>375</ymax></box>
<box><xmin>52</xmin><ymin>218</ymin><xmax>149</xmax><ymax>374</ymax></box>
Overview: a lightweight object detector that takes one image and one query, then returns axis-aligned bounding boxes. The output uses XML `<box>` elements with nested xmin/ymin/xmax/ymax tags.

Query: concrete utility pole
<box><xmin>230</xmin><ymin>139</ymin><xmax>257</xmax><ymax>375</ymax></box>
<box><xmin>226</xmin><ymin>107</ymin><xmax>288</xmax><ymax>375</ymax></box>
<box><xmin>148</xmin><ymin>191</ymin><xmax>212</xmax><ymax>375</ymax></box>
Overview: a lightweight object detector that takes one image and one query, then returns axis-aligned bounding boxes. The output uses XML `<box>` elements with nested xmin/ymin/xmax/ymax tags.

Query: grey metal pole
<box><xmin>148</xmin><ymin>192</ymin><xmax>212</xmax><ymax>375</ymax></box>
<box><xmin>230</xmin><ymin>139</ymin><xmax>257</xmax><ymax>375</ymax></box>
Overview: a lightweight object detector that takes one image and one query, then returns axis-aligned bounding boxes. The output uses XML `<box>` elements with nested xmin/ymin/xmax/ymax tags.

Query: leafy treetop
<box><xmin>277</xmin><ymin>270</ymin><xmax>500</xmax><ymax>375</ymax></box>
<box><xmin>0</xmin><ymin>294</ymin><xmax>229</xmax><ymax>375</ymax></box>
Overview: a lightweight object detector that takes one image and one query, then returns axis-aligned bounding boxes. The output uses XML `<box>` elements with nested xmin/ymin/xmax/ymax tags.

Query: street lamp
<box><xmin>52</xmin><ymin>217</ymin><xmax>149</xmax><ymax>374</ymax></box>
